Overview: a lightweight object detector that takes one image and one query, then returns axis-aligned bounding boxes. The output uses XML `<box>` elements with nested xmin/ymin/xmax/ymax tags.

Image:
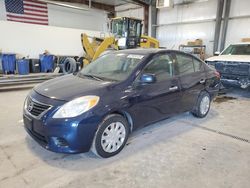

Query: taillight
<box><xmin>215</xmin><ymin>71</ymin><xmax>220</xmax><ymax>78</ymax></box>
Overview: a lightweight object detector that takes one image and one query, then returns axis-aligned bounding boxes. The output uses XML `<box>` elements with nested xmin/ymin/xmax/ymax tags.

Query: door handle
<box><xmin>169</xmin><ymin>86</ymin><xmax>178</xmax><ymax>91</ymax></box>
<box><xmin>200</xmin><ymin>79</ymin><xmax>206</xmax><ymax>84</ymax></box>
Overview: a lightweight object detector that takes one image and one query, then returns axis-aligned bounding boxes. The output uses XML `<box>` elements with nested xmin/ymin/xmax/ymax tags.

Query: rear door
<box><xmin>173</xmin><ymin>52</ymin><xmax>206</xmax><ymax>112</ymax></box>
<box><xmin>128</xmin><ymin>53</ymin><xmax>182</xmax><ymax>127</ymax></box>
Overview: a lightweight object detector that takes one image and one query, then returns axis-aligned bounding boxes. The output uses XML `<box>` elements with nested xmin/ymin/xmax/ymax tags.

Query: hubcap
<box><xmin>101</xmin><ymin>122</ymin><xmax>126</xmax><ymax>153</ymax></box>
<box><xmin>200</xmin><ymin>96</ymin><xmax>210</xmax><ymax>115</ymax></box>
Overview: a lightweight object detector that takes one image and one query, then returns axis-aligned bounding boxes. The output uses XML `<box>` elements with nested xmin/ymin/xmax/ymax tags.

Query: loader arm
<box><xmin>81</xmin><ymin>33</ymin><xmax>117</xmax><ymax>65</ymax></box>
<box><xmin>92</xmin><ymin>36</ymin><xmax>116</xmax><ymax>61</ymax></box>
<box><xmin>81</xmin><ymin>33</ymin><xmax>95</xmax><ymax>60</ymax></box>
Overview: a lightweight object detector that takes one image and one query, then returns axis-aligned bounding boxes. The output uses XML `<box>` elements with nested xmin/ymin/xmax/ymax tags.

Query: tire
<box><xmin>192</xmin><ymin>91</ymin><xmax>211</xmax><ymax>118</ymax></box>
<box><xmin>91</xmin><ymin>114</ymin><xmax>130</xmax><ymax>158</ymax></box>
<box><xmin>62</xmin><ymin>58</ymin><xmax>77</xmax><ymax>74</ymax></box>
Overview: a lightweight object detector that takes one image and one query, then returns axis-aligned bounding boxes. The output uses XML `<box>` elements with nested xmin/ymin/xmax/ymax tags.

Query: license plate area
<box><xmin>23</xmin><ymin>114</ymin><xmax>33</xmax><ymax>131</ymax></box>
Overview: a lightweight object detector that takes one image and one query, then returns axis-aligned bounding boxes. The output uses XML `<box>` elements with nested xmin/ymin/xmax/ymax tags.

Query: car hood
<box><xmin>34</xmin><ymin>74</ymin><xmax>114</xmax><ymax>101</ymax></box>
<box><xmin>206</xmin><ymin>55</ymin><xmax>250</xmax><ymax>62</ymax></box>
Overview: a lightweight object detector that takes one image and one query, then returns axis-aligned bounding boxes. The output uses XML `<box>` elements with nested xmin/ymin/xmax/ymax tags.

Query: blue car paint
<box><xmin>23</xmin><ymin>49</ymin><xmax>220</xmax><ymax>154</ymax></box>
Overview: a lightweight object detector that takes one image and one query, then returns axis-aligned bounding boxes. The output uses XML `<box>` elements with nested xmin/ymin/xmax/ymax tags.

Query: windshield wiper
<box><xmin>82</xmin><ymin>74</ymin><xmax>104</xmax><ymax>81</ymax></box>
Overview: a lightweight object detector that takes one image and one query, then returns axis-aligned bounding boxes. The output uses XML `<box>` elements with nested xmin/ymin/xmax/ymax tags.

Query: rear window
<box><xmin>193</xmin><ymin>58</ymin><xmax>204</xmax><ymax>72</ymax></box>
<box><xmin>176</xmin><ymin>54</ymin><xmax>194</xmax><ymax>75</ymax></box>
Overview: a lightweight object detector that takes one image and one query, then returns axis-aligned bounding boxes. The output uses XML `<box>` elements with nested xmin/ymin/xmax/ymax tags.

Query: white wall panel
<box><xmin>0</xmin><ymin>1</ymin><xmax>108</xmax><ymax>31</ymax></box>
<box><xmin>48</xmin><ymin>4</ymin><xmax>108</xmax><ymax>31</ymax></box>
<box><xmin>157</xmin><ymin>0</ymin><xmax>217</xmax><ymax>56</ymax></box>
<box><xmin>230</xmin><ymin>0</ymin><xmax>250</xmax><ymax>17</ymax></box>
<box><xmin>157</xmin><ymin>22</ymin><xmax>215</xmax><ymax>56</ymax></box>
<box><xmin>225</xmin><ymin>0</ymin><xmax>250</xmax><ymax>48</ymax></box>
<box><xmin>0</xmin><ymin>1</ymin><xmax>108</xmax><ymax>58</ymax></box>
<box><xmin>116</xmin><ymin>8</ymin><xmax>144</xmax><ymax>20</ymax></box>
<box><xmin>115</xmin><ymin>3</ymin><xmax>143</xmax><ymax>19</ymax></box>
<box><xmin>0</xmin><ymin>0</ymin><xmax>6</xmax><ymax>20</ymax></box>
<box><xmin>158</xmin><ymin>0</ymin><xmax>217</xmax><ymax>25</ymax></box>
<box><xmin>0</xmin><ymin>21</ymin><xmax>106</xmax><ymax>58</ymax></box>
<box><xmin>226</xmin><ymin>18</ymin><xmax>250</xmax><ymax>47</ymax></box>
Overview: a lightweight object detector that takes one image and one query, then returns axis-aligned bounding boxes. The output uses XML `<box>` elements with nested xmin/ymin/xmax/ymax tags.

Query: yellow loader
<box><xmin>81</xmin><ymin>17</ymin><xmax>159</xmax><ymax>66</ymax></box>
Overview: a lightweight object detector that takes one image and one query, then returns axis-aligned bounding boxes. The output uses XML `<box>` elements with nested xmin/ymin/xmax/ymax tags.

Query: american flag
<box><xmin>5</xmin><ymin>0</ymin><xmax>49</xmax><ymax>25</ymax></box>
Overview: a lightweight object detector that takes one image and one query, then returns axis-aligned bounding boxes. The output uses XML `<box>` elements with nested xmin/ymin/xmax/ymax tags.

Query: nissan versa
<box><xmin>23</xmin><ymin>49</ymin><xmax>220</xmax><ymax>158</ymax></box>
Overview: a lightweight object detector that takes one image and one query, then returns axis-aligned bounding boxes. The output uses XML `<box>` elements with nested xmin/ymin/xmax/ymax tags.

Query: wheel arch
<box><xmin>110</xmin><ymin>110</ymin><xmax>134</xmax><ymax>132</ymax></box>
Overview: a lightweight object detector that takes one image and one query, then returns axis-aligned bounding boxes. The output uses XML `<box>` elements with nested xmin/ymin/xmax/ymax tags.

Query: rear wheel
<box><xmin>192</xmin><ymin>91</ymin><xmax>211</xmax><ymax>118</ymax></box>
<box><xmin>91</xmin><ymin>114</ymin><xmax>130</xmax><ymax>158</ymax></box>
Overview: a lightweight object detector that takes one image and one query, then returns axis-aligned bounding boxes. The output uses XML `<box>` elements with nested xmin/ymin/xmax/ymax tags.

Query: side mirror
<box><xmin>140</xmin><ymin>73</ymin><xmax>156</xmax><ymax>84</ymax></box>
<box><xmin>214</xmin><ymin>51</ymin><xmax>220</xmax><ymax>56</ymax></box>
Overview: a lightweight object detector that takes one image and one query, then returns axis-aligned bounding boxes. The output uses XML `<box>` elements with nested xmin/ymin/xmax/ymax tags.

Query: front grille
<box><xmin>27</xmin><ymin>97</ymin><xmax>51</xmax><ymax>117</ymax></box>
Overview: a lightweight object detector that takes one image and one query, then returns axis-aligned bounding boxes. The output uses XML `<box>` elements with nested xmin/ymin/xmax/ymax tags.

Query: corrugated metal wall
<box><xmin>156</xmin><ymin>0</ymin><xmax>250</xmax><ymax>57</ymax></box>
<box><xmin>226</xmin><ymin>0</ymin><xmax>250</xmax><ymax>47</ymax></box>
<box><xmin>156</xmin><ymin>0</ymin><xmax>217</xmax><ymax>57</ymax></box>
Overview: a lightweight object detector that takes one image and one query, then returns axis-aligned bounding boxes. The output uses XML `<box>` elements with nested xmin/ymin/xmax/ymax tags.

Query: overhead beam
<box><xmin>52</xmin><ymin>0</ymin><xmax>115</xmax><ymax>13</ymax></box>
<box><xmin>130</xmin><ymin>0</ymin><xmax>150</xmax><ymax>6</ymax></box>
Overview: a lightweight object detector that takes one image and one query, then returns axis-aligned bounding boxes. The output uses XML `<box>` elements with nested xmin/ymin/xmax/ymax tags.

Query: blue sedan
<box><xmin>23</xmin><ymin>49</ymin><xmax>220</xmax><ymax>158</ymax></box>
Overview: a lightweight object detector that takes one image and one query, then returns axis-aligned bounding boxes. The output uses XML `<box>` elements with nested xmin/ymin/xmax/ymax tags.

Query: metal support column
<box><xmin>150</xmin><ymin>0</ymin><xmax>157</xmax><ymax>38</ymax></box>
<box><xmin>144</xmin><ymin>5</ymin><xmax>149</xmax><ymax>35</ymax></box>
<box><xmin>213</xmin><ymin>0</ymin><xmax>224</xmax><ymax>54</ymax></box>
<box><xmin>220</xmin><ymin>0</ymin><xmax>232</xmax><ymax>51</ymax></box>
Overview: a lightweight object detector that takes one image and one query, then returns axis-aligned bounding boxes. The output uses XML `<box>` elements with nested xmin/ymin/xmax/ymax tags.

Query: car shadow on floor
<box><xmin>25</xmin><ymin>109</ymin><xmax>219</xmax><ymax>172</ymax></box>
<box><xmin>219</xmin><ymin>87</ymin><xmax>250</xmax><ymax>99</ymax></box>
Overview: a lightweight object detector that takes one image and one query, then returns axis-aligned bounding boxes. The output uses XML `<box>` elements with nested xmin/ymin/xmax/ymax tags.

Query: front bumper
<box><xmin>221</xmin><ymin>78</ymin><xmax>250</xmax><ymax>89</ymax></box>
<box><xmin>23</xmin><ymin>91</ymin><xmax>103</xmax><ymax>154</ymax></box>
<box><xmin>206</xmin><ymin>60</ymin><xmax>250</xmax><ymax>89</ymax></box>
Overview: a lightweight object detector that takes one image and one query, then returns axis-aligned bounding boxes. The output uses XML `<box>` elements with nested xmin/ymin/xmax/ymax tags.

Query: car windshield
<box><xmin>79</xmin><ymin>53</ymin><xmax>145</xmax><ymax>81</ymax></box>
<box><xmin>221</xmin><ymin>44</ymin><xmax>250</xmax><ymax>55</ymax></box>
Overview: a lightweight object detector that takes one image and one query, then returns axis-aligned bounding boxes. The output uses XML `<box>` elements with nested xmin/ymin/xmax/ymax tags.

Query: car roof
<box><xmin>113</xmin><ymin>48</ymin><xmax>181</xmax><ymax>55</ymax></box>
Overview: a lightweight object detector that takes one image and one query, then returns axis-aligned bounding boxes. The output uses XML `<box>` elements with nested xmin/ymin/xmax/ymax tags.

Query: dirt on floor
<box><xmin>214</xmin><ymin>96</ymin><xmax>237</xmax><ymax>103</ymax></box>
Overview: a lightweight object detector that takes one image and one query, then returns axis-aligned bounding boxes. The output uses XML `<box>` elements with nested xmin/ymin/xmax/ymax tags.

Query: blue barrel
<box><xmin>2</xmin><ymin>54</ymin><xmax>16</xmax><ymax>74</ymax></box>
<box><xmin>17</xmin><ymin>59</ymin><xmax>29</xmax><ymax>75</ymax></box>
<box><xmin>40</xmin><ymin>55</ymin><xmax>54</xmax><ymax>72</ymax></box>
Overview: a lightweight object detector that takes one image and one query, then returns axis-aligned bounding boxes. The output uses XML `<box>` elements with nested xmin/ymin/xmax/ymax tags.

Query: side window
<box><xmin>193</xmin><ymin>58</ymin><xmax>204</xmax><ymax>72</ymax></box>
<box><xmin>176</xmin><ymin>54</ymin><xmax>194</xmax><ymax>75</ymax></box>
<box><xmin>143</xmin><ymin>54</ymin><xmax>173</xmax><ymax>82</ymax></box>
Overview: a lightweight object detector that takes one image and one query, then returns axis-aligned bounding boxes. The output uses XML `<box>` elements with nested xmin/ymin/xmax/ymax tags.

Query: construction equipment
<box><xmin>81</xmin><ymin>17</ymin><xmax>159</xmax><ymax>65</ymax></box>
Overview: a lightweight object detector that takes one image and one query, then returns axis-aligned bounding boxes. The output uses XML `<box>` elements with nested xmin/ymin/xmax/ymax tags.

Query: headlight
<box><xmin>53</xmin><ymin>96</ymin><xmax>100</xmax><ymax>118</ymax></box>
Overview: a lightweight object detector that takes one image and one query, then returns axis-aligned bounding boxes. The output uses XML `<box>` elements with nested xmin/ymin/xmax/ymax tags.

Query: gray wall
<box><xmin>156</xmin><ymin>0</ymin><xmax>250</xmax><ymax>57</ymax></box>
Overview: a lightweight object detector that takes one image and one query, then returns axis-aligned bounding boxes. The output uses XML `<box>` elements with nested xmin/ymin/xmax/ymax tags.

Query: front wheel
<box><xmin>91</xmin><ymin>114</ymin><xmax>130</xmax><ymax>158</ymax></box>
<box><xmin>192</xmin><ymin>91</ymin><xmax>211</xmax><ymax>118</ymax></box>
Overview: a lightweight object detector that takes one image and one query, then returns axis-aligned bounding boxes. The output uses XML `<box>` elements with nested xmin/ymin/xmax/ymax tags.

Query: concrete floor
<box><xmin>0</xmin><ymin>88</ymin><xmax>250</xmax><ymax>188</ymax></box>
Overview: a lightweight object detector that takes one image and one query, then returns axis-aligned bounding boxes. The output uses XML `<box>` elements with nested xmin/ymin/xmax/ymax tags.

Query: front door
<box><xmin>127</xmin><ymin>53</ymin><xmax>182</xmax><ymax>128</ymax></box>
